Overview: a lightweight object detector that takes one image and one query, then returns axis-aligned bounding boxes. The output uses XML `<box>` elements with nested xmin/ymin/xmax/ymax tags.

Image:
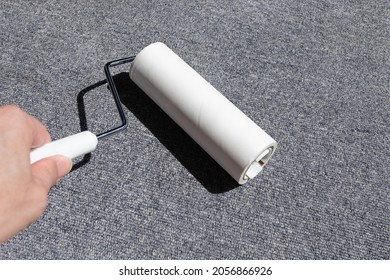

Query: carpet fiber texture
<box><xmin>0</xmin><ymin>0</ymin><xmax>389</xmax><ymax>259</ymax></box>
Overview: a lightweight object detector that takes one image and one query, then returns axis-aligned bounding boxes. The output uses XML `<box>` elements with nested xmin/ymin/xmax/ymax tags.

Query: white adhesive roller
<box><xmin>30</xmin><ymin>131</ymin><xmax>98</xmax><ymax>164</ymax></box>
<box><xmin>129</xmin><ymin>42</ymin><xmax>277</xmax><ymax>184</ymax></box>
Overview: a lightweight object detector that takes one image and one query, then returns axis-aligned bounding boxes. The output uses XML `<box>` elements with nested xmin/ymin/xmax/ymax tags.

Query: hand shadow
<box><xmin>76</xmin><ymin>72</ymin><xmax>239</xmax><ymax>193</ymax></box>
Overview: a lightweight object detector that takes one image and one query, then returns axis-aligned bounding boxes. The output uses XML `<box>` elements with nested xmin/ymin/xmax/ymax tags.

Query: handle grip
<box><xmin>30</xmin><ymin>131</ymin><xmax>98</xmax><ymax>164</ymax></box>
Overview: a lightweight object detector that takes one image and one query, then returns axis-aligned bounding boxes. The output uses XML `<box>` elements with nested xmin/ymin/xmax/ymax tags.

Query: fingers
<box><xmin>31</xmin><ymin>156</ymin><xmax>73</xmax><ymax>190</ymax></box>
<box><xmin>0</xmin><ymin>106</ymin><xmax>73</xmax><ymax>244</ymax></box>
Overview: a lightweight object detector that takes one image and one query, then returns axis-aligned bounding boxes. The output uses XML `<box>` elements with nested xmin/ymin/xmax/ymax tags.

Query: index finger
<box><xmin>0</xmin><ymin>105</ymin><xmax>51</xmax><ymax>150</ymax></box>
<box><xmin>25</xmin><ymin>112</ymin><xmax>51</xmax><ymax>149</ymax></box>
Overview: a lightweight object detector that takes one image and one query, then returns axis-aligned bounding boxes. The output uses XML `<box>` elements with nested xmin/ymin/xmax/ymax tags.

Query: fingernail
<box><xmin>56</xmin><ymin>156</ymin><xmax>73</xmax><ymax>179</ymax></box>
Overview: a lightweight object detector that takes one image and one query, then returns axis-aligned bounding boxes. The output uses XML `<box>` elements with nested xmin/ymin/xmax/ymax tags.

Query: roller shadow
<box><xmin>113</xmin><ymin>72</ymin><xmax>239</xmax><ymax>193</ymax></box>
<box><xmin>76</xmin><ymin>73</ymin><xmax>239</xmax><ymax>193</ymax></box>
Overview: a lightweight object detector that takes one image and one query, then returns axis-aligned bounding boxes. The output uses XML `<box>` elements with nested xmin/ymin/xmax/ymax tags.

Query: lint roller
<box><xmin>30</xmin><ymin>42</ymin><xmax>277</xmax><ymax>184</ymax></box>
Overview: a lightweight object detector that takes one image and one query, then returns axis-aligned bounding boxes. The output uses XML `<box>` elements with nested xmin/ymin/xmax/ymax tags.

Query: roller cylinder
<box><xmin>129</xmin><ymin>42</ymin><xmax>276</xmax><ymax>184</ymax></box>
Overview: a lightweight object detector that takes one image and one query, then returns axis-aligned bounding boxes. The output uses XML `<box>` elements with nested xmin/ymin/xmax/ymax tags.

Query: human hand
<box><xmin>0</xmin><ymin>105</ymin><xmax>72</xmax><ymax>244</ymax></box>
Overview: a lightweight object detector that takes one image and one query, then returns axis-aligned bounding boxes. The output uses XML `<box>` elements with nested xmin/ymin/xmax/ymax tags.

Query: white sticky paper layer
<box><xmin>129</xmin><ymin>42</ymin><xmax>276</xmax><ymax>184</ymax></box>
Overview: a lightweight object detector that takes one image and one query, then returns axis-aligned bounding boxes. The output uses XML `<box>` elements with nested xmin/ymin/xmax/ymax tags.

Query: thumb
<box><xmin>31</xmin><ymin>156</ymin><xmax>73</xmax><ymax>189</ymax></box>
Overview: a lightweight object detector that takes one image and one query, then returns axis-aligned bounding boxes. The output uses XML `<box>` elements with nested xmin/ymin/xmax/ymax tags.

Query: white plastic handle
<box><xmin>30</xmin><ymin>131</ymin><xmax>98</xmax><ymax>164</ymax></box>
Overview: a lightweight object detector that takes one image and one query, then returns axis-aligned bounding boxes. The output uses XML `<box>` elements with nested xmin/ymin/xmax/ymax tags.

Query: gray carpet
<box><xmin>0</xmin><ymin>0</ymin><xmax>389</xmax><ymax>259</ymax></box>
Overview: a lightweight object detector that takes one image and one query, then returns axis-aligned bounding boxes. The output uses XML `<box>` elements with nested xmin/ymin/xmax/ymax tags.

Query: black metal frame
<box><xmin>96</xmin><ymin>56</ymin><xmax>135</xmax><ymax>139</ymax></box>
